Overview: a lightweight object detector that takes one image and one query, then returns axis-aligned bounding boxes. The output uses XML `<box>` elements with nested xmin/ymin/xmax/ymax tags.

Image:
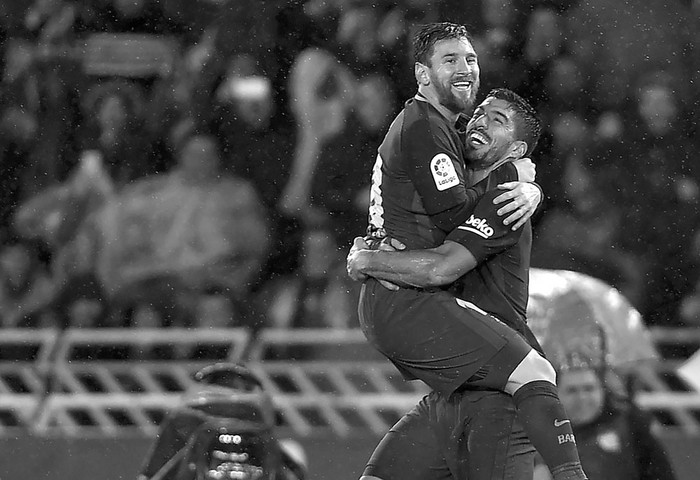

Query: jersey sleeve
<box><xmin>403</xmin><ymin>117</ymin><xmax>484</xmax><ymax>215</ymax></box>
<box><xmin>445</xmin><ymin>189</ymin><xmax>523</xmax><ymax>263</ymax></box>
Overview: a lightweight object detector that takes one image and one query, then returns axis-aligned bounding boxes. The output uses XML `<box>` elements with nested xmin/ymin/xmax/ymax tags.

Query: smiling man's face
<box><xmin>424</xmin><ymin>37</ymin><xmax>480</xmax><ymax>115</ymax></box>
<box><xmin>464</xmin><ymin>96</ymin><xmax>519</xmax><ymax>168</ymax></box>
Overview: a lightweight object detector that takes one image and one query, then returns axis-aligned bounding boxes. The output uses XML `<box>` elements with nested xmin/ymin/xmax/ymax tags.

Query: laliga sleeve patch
<box><xmin>430</xmin><ymin>153</ymin><xmax>459</xmax><ymax>191</ymax></box>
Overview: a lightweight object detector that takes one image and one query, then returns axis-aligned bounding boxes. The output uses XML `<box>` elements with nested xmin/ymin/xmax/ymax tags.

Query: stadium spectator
<box><xmin>615</xmin><ymin>71</ymin><xmax>699</xmax><ymax>327</ymax></box>
<box><xmin>279</xmin><ymin>46</ymin><xmax>355</xmax><ymax>225</ymax></box>
<box><xmin>256</xmin><ymin>222</ymin><xmax>359</xmax><ymax>332</ymax></box>
<box><xmin>530</xmin><ymin>111</ymin><xmax>645</xmax><ymax>304</ymax></box>
<box><xmin>534</xmin><ymin>360</ymin><xmax>677</xmax><ymax>480</ymax></box>
<box><xmin>0</xmin><ymin>239</ymin><xmax>55</xmax><ymax>328</ymax></box>
<box><xmin>0</xmin><ymin>37</ymin><xmax>40</xmax><ymax>238</ymax></box>
<box><xmin>309</xmin><ymin>72</ymin><xmax>397</xmax><ymax>247</ymax></box>
<box><xmin>102</xmin><ymin>133</ymin><xmax>272</xmax><ymax>330</ymax></box>
<box><xmin>76</xmin><ymin>79</ymin><xmax>159</xmax><ymax>186</ymax></box>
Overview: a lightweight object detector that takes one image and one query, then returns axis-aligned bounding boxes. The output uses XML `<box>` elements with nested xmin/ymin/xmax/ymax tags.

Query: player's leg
<box><xmin>506</xmin><ymin>350</ymin><xmax>588</xmax><ymax>480</ymax></box>
<box><xmin>437</xmin><ymin>388</ymin><xmax>535</xmax><ymax>480</ymax></box>
<box><xmin>364</xmin><ymin>287</ymin><xmax>585</xmax><ymax>479</ymax></box>
<box><xmin>454</xmin><ymin>390</ymin><xmax>535</xmax><ymax>480</ymax></box>
<box><xmin>465</xmin><ymin>331</ymin><xmax>587</xmax><ymax>480</ymax></box>
<box><xmin>361</xmin><ymin>392</ymin><xmax>453</xmax><ymax>480</ymax></box>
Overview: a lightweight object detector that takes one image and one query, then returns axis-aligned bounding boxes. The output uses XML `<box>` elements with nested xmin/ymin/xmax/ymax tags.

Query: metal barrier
<box><xmin>35</xmin><ymin>360</ymin><xmax>428</xmax><ymax>436</ymax></box>
<box><xmin>249</xmin><ymin>361</ymin><xmax>426</xmax><ymax>396</ymax></box>
<box><xmin>50</xmin><ymin>362</ymin><xmax>201</xmax><ymax>395</ymax></box>
<box><xmin>32</xmin><ymin>389</ymin><xmax>426</xmax><ymax>437</ymax></box>
<box><xmin>251</xmin><ymin>361</ymin><xmax>428</xmax><ymax>436</ymax></box>
<box><xmin>1</xmin><ymin>327</ymin><xmax>700</xmax><ymax>436</ymax></box>
<box><xmin>34</xmin><ymin>392</ymin><xmax>182</xmax><ymax>435</ymax></box>
<box><xmin>52</xmin><ymin>327</ymin><xmax>251</xmax><ymax>362</ymax></box>
<box><xmin>650</xmin><ymin>327</ymin><xmax>700</xmax><ymax>358</ymax></box>
<box><xmin>0</xmin><ymin>329</ymin><xmax>59</xmax><ymax>431</ymax></box>
<box><xmin>271</xmin><ymin>393</ymin><xmax>423</xmax><ymax>437</ymax></box>
<box><xmin>634</xmin><ymin>360</ymin><xmax>700</xmax><ymax>434</ymax></box>
<box><xmin>0</xmin><ymin>395</ymin><xmax>41</xmax><ymax>433</ymax></box>
<box><xmin>247</xmin><ymin>328</ymin><xmax>386</xmax><ymax>362</ymax></box>
<box><xmin>0</xmin><ymin>328</ymin><xmax>60</xmax><ymax>366</ymax></box>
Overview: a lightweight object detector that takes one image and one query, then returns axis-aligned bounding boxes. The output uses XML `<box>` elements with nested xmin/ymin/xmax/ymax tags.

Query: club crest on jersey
<box><xmin>459</xmin><ymin>215</ymin><xmax>494</xmax><ymax>238</ymax></box>
<box><xmin>430</xmin><ymin>153</ymin><xmax>459</xmax><ymax>191</ymax></box>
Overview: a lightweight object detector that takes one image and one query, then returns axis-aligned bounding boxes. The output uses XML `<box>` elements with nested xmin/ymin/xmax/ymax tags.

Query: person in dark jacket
<box><xmin>534</xmin><ymin>360</ymin><xmax>677</xmax><ymax>480</ymax></box>
<box><xmin>137</xmin><ymin>363</ymin><xmax>306</xmax><ymax>480</ymax></box>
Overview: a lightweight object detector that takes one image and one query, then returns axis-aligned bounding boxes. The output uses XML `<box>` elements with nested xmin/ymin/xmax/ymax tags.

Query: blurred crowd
<box><xmin>0</xmin><ymin>0</ymin><xmax>699</xmax><ymax>335</ymax></box>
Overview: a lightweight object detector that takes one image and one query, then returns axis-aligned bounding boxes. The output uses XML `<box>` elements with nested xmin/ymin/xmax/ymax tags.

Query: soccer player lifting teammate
<box><xmin>347</xmin><ymin>23</ymin><xmax>588</xmax><ymax>480</ymax></box>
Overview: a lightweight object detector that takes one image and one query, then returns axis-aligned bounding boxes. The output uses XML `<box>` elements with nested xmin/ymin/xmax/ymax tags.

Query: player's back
<box><xmin>367</xmin><ymin>96</ymin><xmax>469</xmax><ymax>250</ymax></box>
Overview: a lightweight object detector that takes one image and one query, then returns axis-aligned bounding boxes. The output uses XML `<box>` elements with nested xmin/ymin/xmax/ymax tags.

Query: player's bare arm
<box><xmin>347</xmin><ymin>237</ymin><xmax>475</xmax><ymax>289</ymax></box>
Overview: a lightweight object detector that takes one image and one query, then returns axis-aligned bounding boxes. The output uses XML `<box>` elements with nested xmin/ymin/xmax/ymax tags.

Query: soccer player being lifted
<box><xmin>347</xmin><ymin>23</ymin><xmax>588</xmax><ymax>480</ymax></box>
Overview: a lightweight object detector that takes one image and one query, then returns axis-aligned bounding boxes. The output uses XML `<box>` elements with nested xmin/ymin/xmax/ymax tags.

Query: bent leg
<box><xmin>466</xmin><ymin>342</ymin><xmax>588</xmax><ymax>480</ymax></box>
<box><xmin>504</xmin><ymin>349</ymin><xmax>557</xmax><ymax>395</ymax></box>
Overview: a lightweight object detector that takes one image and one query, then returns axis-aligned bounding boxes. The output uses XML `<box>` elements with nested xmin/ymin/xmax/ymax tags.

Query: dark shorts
<box><xmin>359</xmin><ymin>279</ymin><xmax>533</xmax><ymax>397</ymax></box>
<box><xmin>363</xmin><ymin>389</ymin><xmax>535</xmax><ymax>480</ymax></box>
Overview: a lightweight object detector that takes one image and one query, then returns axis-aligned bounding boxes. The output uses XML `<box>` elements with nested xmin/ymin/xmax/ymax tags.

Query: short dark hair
<box><xmin>413</xmin><ymin>22</ymin><xmax>473</xmax><ymax>66</ymax></box>
<box><xmin>486</xmin><ymin>88</ymin><xmax>542</xmax><ymax>156</ymax></box>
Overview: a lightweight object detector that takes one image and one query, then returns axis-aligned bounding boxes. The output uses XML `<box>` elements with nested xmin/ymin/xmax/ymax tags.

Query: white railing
<box><xmin>0</xmin><ymin>327</ymin><xmax>698</xmax><ymax>436</ymax></box>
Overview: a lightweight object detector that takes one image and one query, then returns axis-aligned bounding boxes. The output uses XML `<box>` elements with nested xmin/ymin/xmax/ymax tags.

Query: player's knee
<box><xmin>359</xmin><ymin>476</ymin><xmax>385</xmax><ymax>480</ymax></box>
<box><xmin>505</xmin><ymin>350</ymin><xmax>557</xmax><ymax>394</ymax></box>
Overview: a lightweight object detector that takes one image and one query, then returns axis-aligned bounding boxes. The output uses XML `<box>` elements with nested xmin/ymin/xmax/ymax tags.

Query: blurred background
<box><xmin>0</xmin><ymin>0</ymin><xmax>698</xmax><ymax>479</ymax></box>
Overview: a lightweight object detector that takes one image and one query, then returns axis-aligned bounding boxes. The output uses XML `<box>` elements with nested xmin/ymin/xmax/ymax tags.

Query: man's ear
<box><xmin>415</xmin><ymin>62</ymin><xmax>430</xmax><ymax>86</ymax></box>
<box><xmin>509</xmin><ymin>140</ymin><xmax>528</xmax><ymax>160</ymax></box>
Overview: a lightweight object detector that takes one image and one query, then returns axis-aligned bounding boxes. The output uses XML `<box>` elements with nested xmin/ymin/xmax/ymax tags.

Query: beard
<box><xmin>465</xmin><ymin>142</ymin><xmax>508</xmax><ymax>170</ymax></box>
<box><xmin>431</xmin><ymin>74</ymin><xmax>479</xmax><ymax>115</ymax></box>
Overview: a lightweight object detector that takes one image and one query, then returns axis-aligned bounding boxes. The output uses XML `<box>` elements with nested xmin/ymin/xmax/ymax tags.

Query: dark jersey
<box><xmin>446</xmin><ymin>164</ymin><xmax>543</xmax><ymax>352</ymax></box>
<box><xmin>572</xmin><ymin>405</ymin><xmax>677</xmax><ymax>480</ymax></box>
<box><xmin>367</xmin><ymin>95</ymin><xmax>488</xmax><ymax>250</ymax></box>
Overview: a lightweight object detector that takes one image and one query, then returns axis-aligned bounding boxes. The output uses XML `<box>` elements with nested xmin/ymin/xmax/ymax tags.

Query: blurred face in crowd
<box><xmin>552</xmin><ymin>111</ymin><xmax>589</xmax><ymax>154</ymax></box>
<box><xmin>525</xmin><ymin>7</ymin><xmax>562</xmax><ymax>65</ymax></box>
<box><xmin>482</xmin><ymin>0</ymin><xmax>515</xmax><ymax>28</ymax></box>
<box><xmin>302</xmin><ymin>228</ymin><xmax>336</xmax><ymax>279</ymax></box>
<box><xmin>0</xmin><ymin>245</ymin><xmax>32</xmax><ymax>288</ymax></box>
<box><xmin>465</xmin><ymin>96</ymin><xmax>522</xmax><ymax>169</ymax></box>
<box><xmin>97</xmin><ymin>95</ymin><xmax>128</xmax><ymax>132</ymax></box>
<box><xmin>562</xmin><ymin>153</ymin><xmax>603</xmax><ymax>217</ymax></box>
<box><xmin>178</xmin><ymin>135</ymin><xmax>220</xmax><ymax>177</ymax></box>
<box><xmin>218</xmin><ymin>54</ymin><xmax>275</xmax><ymax>130</ymax></box>
<box><xmin>637</xmin><ymin>83</ymin><xmax>678</xmax><ymax>135</ymax></box>
<box><xmin>355</xmin><ymin>75</ymin><xmax>395</xmax><ymax>133</ymax></box>
<box><xmin>545</xmin><ymin>56</ymin><xmax>585</xmax><ymax>105</ymax></box>
<box><xmin>337</xmin><ymin>7</ymin><xmax>381</xmax><ymax>62</ymax></box>
<box><xmin>3</xmin><ymin>39</ymin><xmax>33</xmax><ymax>82</ymax></box>
<box><xmin>195</xmin><ymin>294</ymin><xmax>234</xmax><ymax>329</ymax></box>
<box><xmin>417</xmin><ymin>36</ymin><xmax>480</xmax><ymax>115</ymax></box>
<box><xmin>113</xmin><ymin>0</ymin><xmax>146</xmax><ymax>18</ymax></box>
<box><xmin>1</xmin><ymin>107</ymin><xmax>37</xmax><ymax>146</ymax></box>
<box><xmin>558</xmin><ymin>368</ymin><xmax>605</xmax><ymax>426</ymax></box>
<box><xmin>68</xmin><ymin>298</ymin><xmax>103</xmax><ymax>328</ymax></box>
